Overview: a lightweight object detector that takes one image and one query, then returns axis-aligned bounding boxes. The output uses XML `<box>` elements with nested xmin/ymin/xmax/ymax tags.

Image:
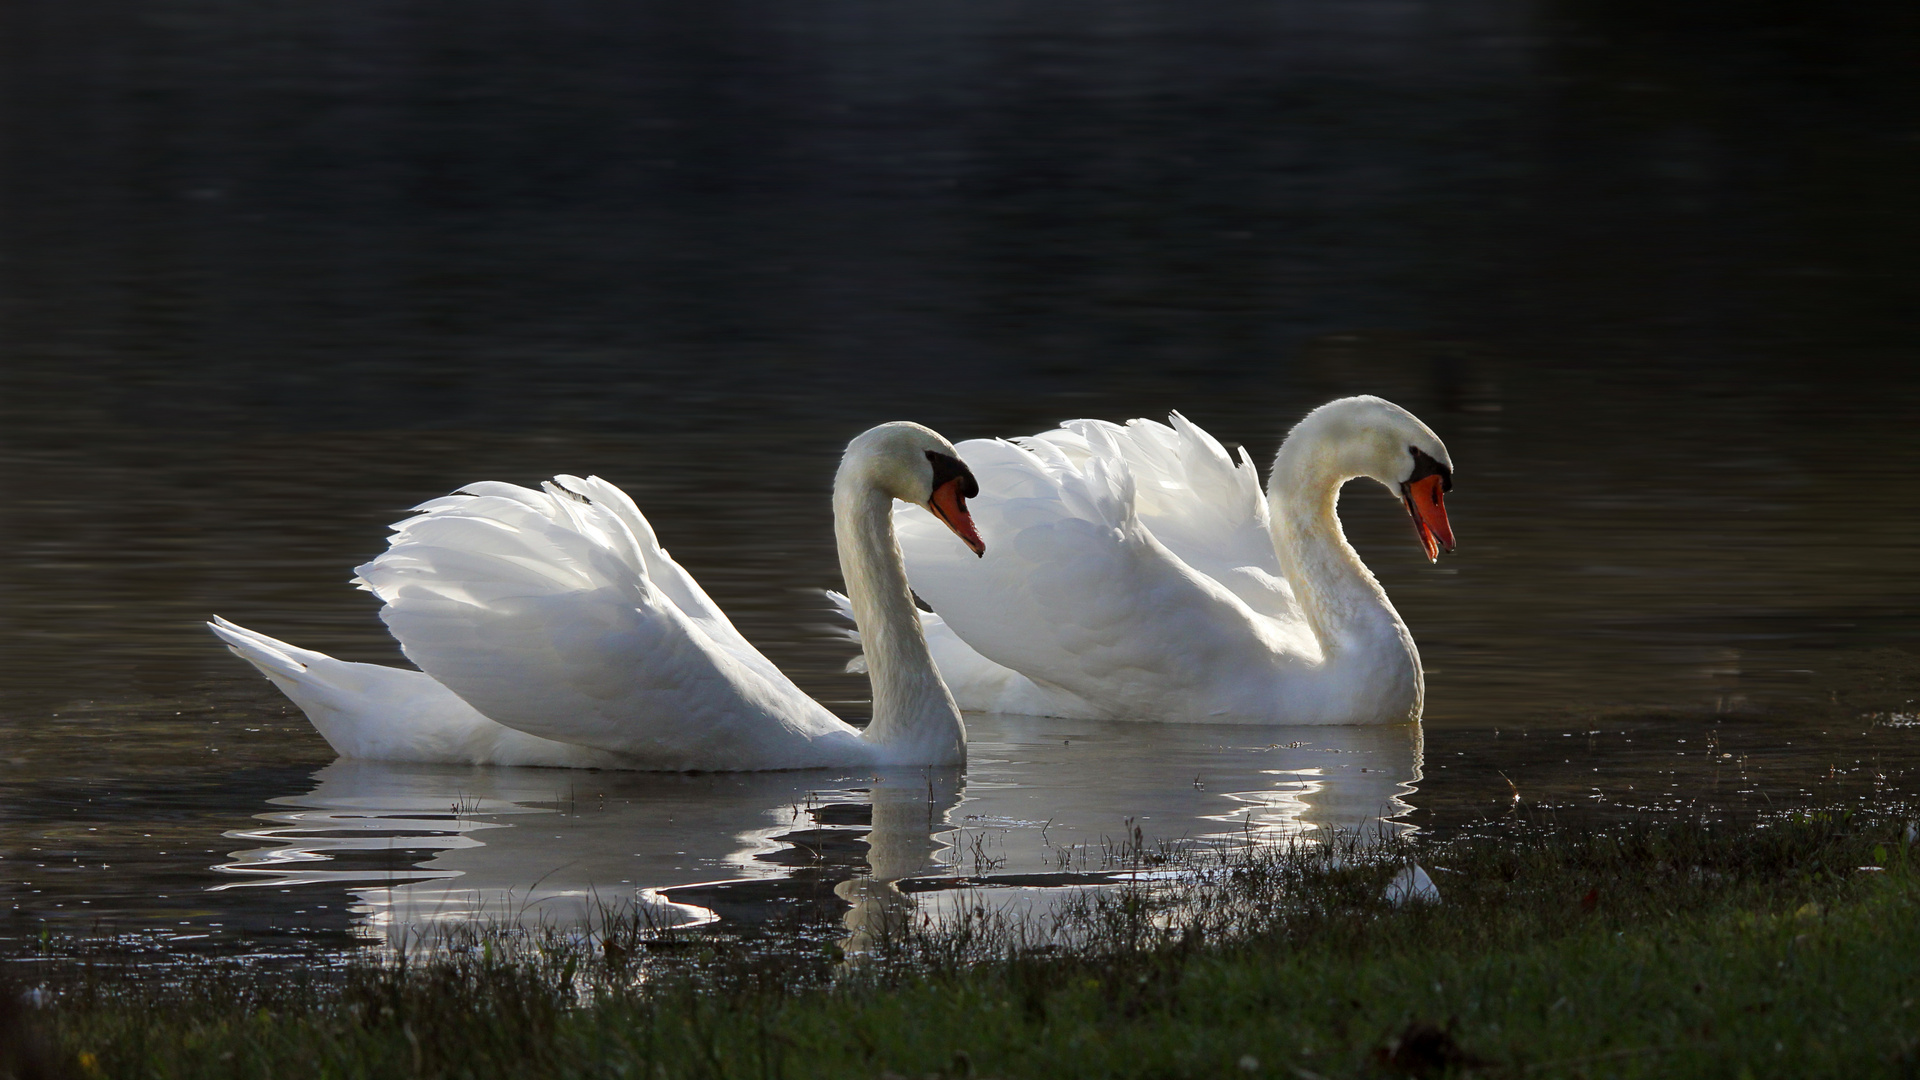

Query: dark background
<box><xmin>5</xmin><ymin>0</ymin><xmax>1914</xmax><ymax>426</ymax></box>
<box><xmin>1</xmin><ymin>0</ymin><xmax>1916</xmax><ymax>721</ymax></box>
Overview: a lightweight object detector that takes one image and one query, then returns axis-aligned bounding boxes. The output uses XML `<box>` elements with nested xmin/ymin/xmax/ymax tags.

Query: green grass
<box><xmin>13</xmin><ymin>811</ymin><xmax>1920</xmax><ymax>1079</ymax></box>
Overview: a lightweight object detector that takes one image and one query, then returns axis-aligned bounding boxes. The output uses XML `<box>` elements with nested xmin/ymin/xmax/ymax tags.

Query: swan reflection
<box><xmin>214</xmin><ymin>715</ymin><xmax>1423</xmax><ymax>949</ymax></box>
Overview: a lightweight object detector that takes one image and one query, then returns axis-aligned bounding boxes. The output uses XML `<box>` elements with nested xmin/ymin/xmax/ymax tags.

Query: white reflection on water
<box><xmin>212</xmin><ymin>715</ymin><xmax>1423</xmax><ymax>949</ymax></box>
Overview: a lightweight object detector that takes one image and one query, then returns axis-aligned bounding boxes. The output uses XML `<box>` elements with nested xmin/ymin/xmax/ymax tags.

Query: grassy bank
<box><xmin>12</xmin><ymin>811</ymin><xmax>1920</xmax><ymax>1079</ymax></box>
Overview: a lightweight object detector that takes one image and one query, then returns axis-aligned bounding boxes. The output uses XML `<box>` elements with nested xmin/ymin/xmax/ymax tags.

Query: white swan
<box><xmin>840</xmin><ymin>396</ymin><xmax>1455</xmax><ymax>725</ymax></box>
<box><xmin>211</xmin><ymin>422</ymin><xmax>987</xmax><ymax>770</ymax></box>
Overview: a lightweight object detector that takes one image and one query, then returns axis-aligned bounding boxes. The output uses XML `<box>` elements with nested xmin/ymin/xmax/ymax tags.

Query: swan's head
<box><xmin>843</xmin><ymin>421</ymin><xmax>986</xmax><ymax>557</ymax></box>
<box><xmin>1290</xmin><ymin>395</ymin><xmax>1456</xmax><ymax>563</ymax></box>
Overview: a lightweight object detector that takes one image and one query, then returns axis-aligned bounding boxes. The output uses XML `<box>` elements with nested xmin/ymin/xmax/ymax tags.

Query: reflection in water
<box><xmin>216</xmin><ymin>764</ymin><xmax>880</xmax><ymax>948</ymax></box>
<box><xmin>213</xmin><ymin>715</ymin><xmax>1422</xmax><ymax>951</ymax></box>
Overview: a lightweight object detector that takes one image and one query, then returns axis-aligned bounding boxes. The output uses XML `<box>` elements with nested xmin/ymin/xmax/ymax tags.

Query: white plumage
<box><xmin>214</xmin><ymin>422</ymin><xmax>985</xmax><ymax>770</ymax></box>
<box><xmin>848</xmin><ymin>396</ymin><xmax>1456</xmax><ymax>726</ymax></box>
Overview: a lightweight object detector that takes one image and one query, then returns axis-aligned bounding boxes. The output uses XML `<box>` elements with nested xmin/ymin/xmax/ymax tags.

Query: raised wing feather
<box><xmin>355</xmin><ymin>477</ymin><xmax>856</xmax><ymax>769</ymax></box>
<box><xmin>1042</xmin><ymin>414</ymin><xmax>1276</xmax><ymax>573</ymax></box>
<box><xmin>1033</xmin><ymin>415</ymin><xmax>1298</xmax><ymax>620</ymax></box>
<box><xmin>896</xmin><ymin>433</ymin><xmax>1311</xmax><ymax>721</ymax></box>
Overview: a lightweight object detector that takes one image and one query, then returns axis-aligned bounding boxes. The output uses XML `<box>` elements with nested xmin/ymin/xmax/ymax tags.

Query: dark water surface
<box><xmin>3</xmin><ymin>0</ymin><xmax>1918</xmax><ymax>964</ymax></box>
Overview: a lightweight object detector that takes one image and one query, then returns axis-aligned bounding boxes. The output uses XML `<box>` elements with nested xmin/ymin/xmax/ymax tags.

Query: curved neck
<box><xmin>832</xmin><ymin>472</ymin><xmax>966</xmax><ymax>760</ymax></box>
<box><xmin>1267</xmin><ymin>436</ymin><xmax>1418</xmax><ymax>687</ymax></box>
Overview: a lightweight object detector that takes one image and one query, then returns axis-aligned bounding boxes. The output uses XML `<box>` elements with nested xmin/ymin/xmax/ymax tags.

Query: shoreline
<box><xmin>10</xmin><ymin>809</ymin><xmax>1918</xmax><ymax>1078</ymax></box>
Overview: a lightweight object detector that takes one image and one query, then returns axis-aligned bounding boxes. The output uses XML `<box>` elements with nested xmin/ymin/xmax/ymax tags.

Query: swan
<box><xmin>210</xmin><ymin>421</ymin><xmax>987</xmax><ymax>770</ymax></box>
<box><xmin>838</xmin><ymin>396</ymin><xmax>1455</xmax><ymax>725</ymax></box>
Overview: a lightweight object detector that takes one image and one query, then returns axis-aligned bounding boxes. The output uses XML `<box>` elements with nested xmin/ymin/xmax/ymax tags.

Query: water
<box><xmin>3</xmin><ymin>0</ymin><xmax>1919</xmax><ymax>966</ymax></box>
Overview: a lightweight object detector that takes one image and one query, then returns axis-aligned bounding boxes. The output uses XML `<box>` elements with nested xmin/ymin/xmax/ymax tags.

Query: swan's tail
<box><xmin>209</xmin><ymin>616</ymin><xmax>407</xmax><ymax>756</ymax></box>
<box><xmin>822</xmin><ymin>591</ymin><xmax>1103</xmax><ymax>719</ymax></box>
<box><xmin>209</xmin><ymin>617</ymin><xmax>627</xmax><ymax>768</ymax></box>
<box><xmin>209</xmin><ymin>615</ymin><xmax>326</xmax><ymax>682</ymax></box>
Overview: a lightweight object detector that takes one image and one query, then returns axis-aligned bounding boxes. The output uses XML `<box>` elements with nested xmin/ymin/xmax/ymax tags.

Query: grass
<box><xmin>10</xmin><ymin>810</ymin><xmax>1920</xmax><ymax>1079</ymax></box>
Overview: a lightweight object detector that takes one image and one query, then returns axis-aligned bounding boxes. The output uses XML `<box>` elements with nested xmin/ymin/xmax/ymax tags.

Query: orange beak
<box><xmin>1402</xmin><ymin>474</ymin><xmax>1455</xmax><ymax>563</ymax></box>
<box><xmin>929</xmin><ymin>477</ymin><xmax>986</xmax><ymax>557</ymax></box>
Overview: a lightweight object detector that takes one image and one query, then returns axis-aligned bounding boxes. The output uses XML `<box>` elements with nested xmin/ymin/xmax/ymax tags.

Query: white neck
<box><xmin>1267</xmin><ymin>432</ymin><xmax>1423</xmax><ymax>717</ymax></box>
<box><xmin>832</xmin><ymin>468</ymin><xmax>967</xmax><ymax>764</ymax></box>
